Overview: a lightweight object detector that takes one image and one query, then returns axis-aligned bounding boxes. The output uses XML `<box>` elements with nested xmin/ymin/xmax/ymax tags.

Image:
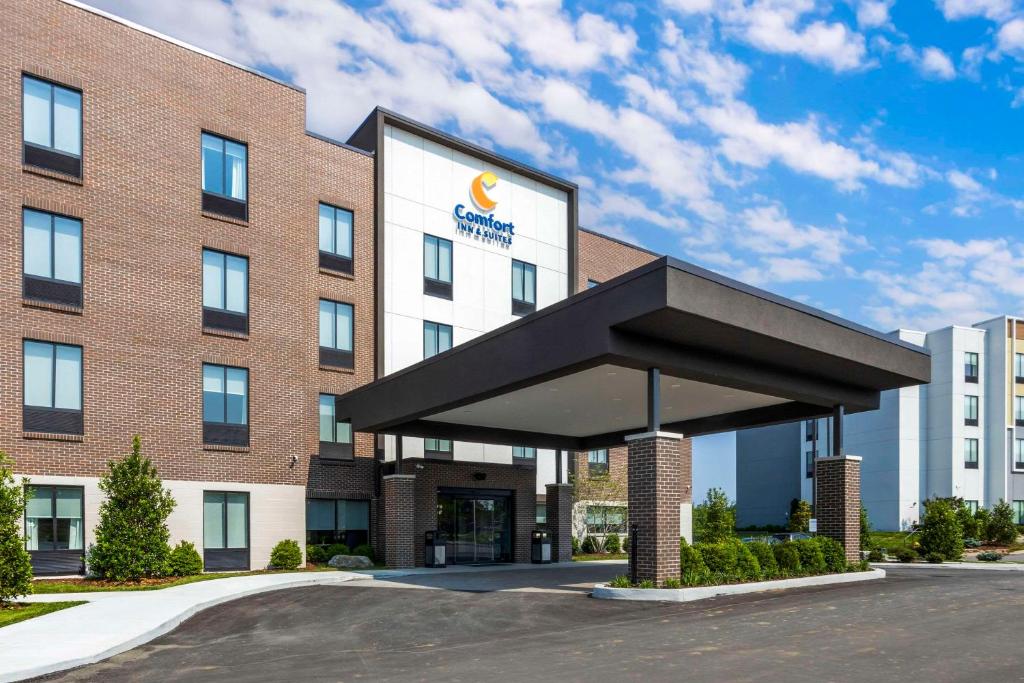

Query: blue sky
<box><xmin>94</xmin><ymin>0</ymin><xmax>1024</xmax><ymax>499</ymax></box>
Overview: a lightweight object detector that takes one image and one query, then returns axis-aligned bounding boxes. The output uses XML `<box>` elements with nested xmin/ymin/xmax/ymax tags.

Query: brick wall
<box><xmin>816</xmin><ymin>455</ymin><xmax>862</xmax><ymax>563</ymax></box>
<box><xmin>627</xmin><ymin>434</ymin><xmax>685</xmax><ymax>584</ymax></box>
<box><xmin>576</xmin><ymin>228</ymin><xmax>659</xmax><ymax>291</ymax></box>
<box><xmin>382</xmin><ymin>475</ymin><xmax>415</xmax><ymax>568</ymax></box>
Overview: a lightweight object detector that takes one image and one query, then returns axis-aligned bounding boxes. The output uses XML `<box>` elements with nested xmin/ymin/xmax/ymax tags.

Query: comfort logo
<box><xmin>470</xmin><ymin>171</ymin><xmax>498</xmax><ymax>211</ymax></box>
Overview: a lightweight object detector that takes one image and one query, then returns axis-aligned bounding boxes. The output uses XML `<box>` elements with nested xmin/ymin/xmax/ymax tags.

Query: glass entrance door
<box><xmin>437</xmin><ymin>490</ymin><xmax>512</xmax><ymax>564</ymax></box>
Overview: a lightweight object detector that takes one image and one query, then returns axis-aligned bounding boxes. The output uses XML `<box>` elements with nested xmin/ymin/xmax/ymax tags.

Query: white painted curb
<box><xmin>592</xmin><ymin>568</ymin><xmax>886</xmax><ymax>602</ymax></box>
<box><xmin>874</xmin><ymin>561</ymin><xmax>1024</xmax><ymax>571</ymax></box>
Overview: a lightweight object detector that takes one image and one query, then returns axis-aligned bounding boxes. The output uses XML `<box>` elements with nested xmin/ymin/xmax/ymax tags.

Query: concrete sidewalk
<box><xmin>2</xmin><ymin>571</ymin><xmax>365</xmax><ymax>683</ymax></box>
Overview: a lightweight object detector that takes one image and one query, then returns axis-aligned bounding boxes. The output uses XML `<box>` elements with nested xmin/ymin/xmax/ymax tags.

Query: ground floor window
<box><xmin>424</xmin><ymin>438</ymin><xmax>453</xmax><ymax>458</ymax></box>
<box><xmin>965</xmin><ymin>500</ymin><xmax>979</xmax><ymax>514</ymax></box>
<box><xmin>1015</xmin><ymin>501</ymin><xmax>1024</xmax><ymax>525</ymax></box>
<box><xmin>306</xmin><ymin>499</ymin><xmax>370</xmax><ymax>548</ymax></box>
<box><xmin>25</xmin><ymin>485</ymin><xmax>84</xmax><ymax>575</ymax></box>
<box><xmin>536</xmin><ymin>504</ymin><xmax>547</xmax><ymax>524</ymax></box>
<box><xmin>585</xmin><ymin>505</ymin><xmax>627</xmax><ymax>535</ymax></box>
<box><xmin>203</xmin><ymin>491</ymin><xmax>249</xmax><ymax>571</ymax></box>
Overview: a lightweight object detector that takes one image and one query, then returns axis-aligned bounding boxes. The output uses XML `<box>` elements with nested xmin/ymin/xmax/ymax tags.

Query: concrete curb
<box><xmin>592</xmin><ymin>568</ymin><xmax>886</xmax><ymax>602</ymax></box>
<box><xmin>875</xmin><ymin>561</ymin><xmax>1024</xmax><ymax>571</ymax></box>
<box><xmin>356</xmin><ymin>559</ymin><xmax>626</xmax><ymax>579</ymax></box>
<box><xmin>1</xmin><ymin>571</ymin><xmax>366</xmax><ymax>683</ymax></box>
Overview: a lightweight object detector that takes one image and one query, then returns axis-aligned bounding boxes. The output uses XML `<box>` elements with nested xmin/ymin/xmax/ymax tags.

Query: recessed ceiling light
<box><xmin>607</xmin><ymin>371</ymin><xmax>617</xmax><ymax>376</ymax></box>
<box><xmin>612</xmin><ymin>397</ymin><xmax>622</xmax><ymax>402</ymax></box>
<box><xmin>665</xmin><ymin>406</ymin><xmax>673</xmax><ymax>410</ymax></box>
<box><xmin>671</xmin><ymin>384</ymin><xmax>680</xmax><ymax>389</ymax></box>
<box><xmin>549</xmin><ymin>388</ymin><xmax>559</xmax><ymax>392</ymax></box>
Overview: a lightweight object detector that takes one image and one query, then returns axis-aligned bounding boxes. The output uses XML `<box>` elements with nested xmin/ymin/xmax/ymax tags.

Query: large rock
<box><xmin>328</xmin><ymin>554</ymin><xmax>373</xmax><ymax>569</ymax></box>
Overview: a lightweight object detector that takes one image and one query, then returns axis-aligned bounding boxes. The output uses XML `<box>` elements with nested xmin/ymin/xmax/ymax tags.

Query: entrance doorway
<box><xmin>437</xmin><ymin>488</ymin><xmax>513</xmax><ymax>564</ymax></box>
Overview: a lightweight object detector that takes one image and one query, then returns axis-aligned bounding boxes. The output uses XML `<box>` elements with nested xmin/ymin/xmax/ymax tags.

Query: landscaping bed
<box><xmin>572</xmin><ymin>553</ymin><xmax>627</xmax><ymax>562</ymax></box>
<box><xmin>32</xmin><ymin>566</ymin><xmax>337</xmax><ymax>594</ymax></box>
<box><xmin>0</xmin><ymin>601</ymin><xmax>85</xmax><ymax>628</ymax></box>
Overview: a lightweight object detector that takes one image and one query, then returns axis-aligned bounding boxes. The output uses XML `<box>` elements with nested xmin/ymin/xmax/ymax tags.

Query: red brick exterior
<box><xmin>382</xmin><ymin>475</ymin><xmax>415</xmax><ymax>568</ymax></box>
<box><xmin>545</xmin><ymin>483</ymin><xmax>573</xmax><ymax>562</ymax></box>
<box><xmin>577</xmin><ymin>228</ymin><xmax>659</xmax><ymax>291</ymax></box>
<box><xmin>627</xmin><ymin>434</ymin><xmax>686</xmax><ymax>584</ymax></box>
<box><xmin>816</xmin><ymin>456</ymin><xmax>861</xmax><ymax>563</ymax></box>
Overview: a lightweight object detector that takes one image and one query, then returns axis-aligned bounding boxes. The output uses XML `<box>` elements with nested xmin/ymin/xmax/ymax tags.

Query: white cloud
<box><xmin>919</xmin><ymin>47</ymin><xmax>957</xmax><ymax>79</ymax></box>
<box><xmin>935</xmin><ymin>0</ymin><xmax>1015</xmax><ymax>21</ymax></box>
<box><xmin>738</xmin><ymin>204</ymin><xmax>866</xmax><ymax>263</ymax></box>
<box><xmin>856</xmin><ymin>0</ymin><xmax>894</xmax><ymax>28</ymax></box>
<box><xmin>996</xmin><ymin>18</ymin><xmax>1024</xmax><ymax>54</ymax></box>
<box><xmin>659</xmin><ymin>21</ymin><xmax>751</xmax><ymax>99</ymax></box>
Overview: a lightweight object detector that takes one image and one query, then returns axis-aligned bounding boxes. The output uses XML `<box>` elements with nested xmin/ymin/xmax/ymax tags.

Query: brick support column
<box><xmin>382</xmin><ymin>474</ymin><xmax>416</xmax><ymax>568</ymax></box>
<box><xmin>545</xmin><ymin>483</ymin><xmax>573</xmax><ymax>562</ymax></box>
<box><xmin>627</xmin><ymin>431</ymin><xmax>685</xmax><ymax>585</ymax></box>
<box><xmin>816</xmin><ymin>455</ymin><xmax>862</xmax><ymax>564</ymax></box>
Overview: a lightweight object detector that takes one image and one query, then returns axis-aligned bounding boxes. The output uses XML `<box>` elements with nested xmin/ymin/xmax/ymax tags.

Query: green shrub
<box><xmin>747</xmin><ymin>542</ymin><xmax>778</xmax><ymax>579</ymax></box>
<box><xmin>857</xmin><ymin>559</ymin><xmax>870</xmax><ymax>571</ymax></box>
<box><xmin>860</xmin><ymin>504</ymin><xmax>872</xmax><ymax>550</ymax></box>
<box><xmin>572</xmin><ymin>536</ymin><xmax>581</xmax><ymax>555</ymax></box>
<box><xmin>270</xmin><ymin>540</ymin><xmax>302</xmax><ymax>570</ymax></box>
<box><xmin>605</xmin><ymin>533</ymin><xmax>621</xmax><ymax>554</ymax></box>
<box><xmin>168</xmin><ymin>541</ymin><xmax>203</xmax><ymax>576</ymax></box>
<box><xmin>622</xmin><ymin>535</ymin><xmax>629</xmax><ymax>553</ymax></box>
<box><xmin>352</xmin><ymin>544</ymin><xmax>374</xmax><ymax>560</ymax></box>
<box><xmin>867</xmin><ymin>548</ymin><xmax>884</xmax><ymax>562</ymax></box>
<box><xmin>964</xmin><ymin>538</ymin><xmax>982</xmax><ymax>549</ymax></box>
<box><xmin>608</xmin><ymin>575</ymin><xmax>631</xmax><ymax>588</ymax></box>
<box><xmin>974</xmin><ymin>508</ymin><xmax>992</xmax><ymax>541</ymax></box>
<box><xmin>662</xmin><ymin>577</ymin><xmax>682</xmax><ymax>589</ymax></box>
<box><xmin>695</xmin><ymin>488</ymin><xmax>735</xmax><ymax>543</ymax></box>
<box><xmin>792</xmin><ymin>539</ymin><xmax>827</xmax><ymax>575</ymax></box>
<box><xmin>895</xmin><ymin>548</ymin><xmax>916</xmax><ymax>563</ymax></box>
<box><xmin>732</xmin><ymin>540</ymin><xmax>761</xmax><ymax>580</ymax></box>
<box><xmin>307</xmin><ymin>545</ymin><xmax>328</xmax><ymax>564</ymax></box>
<box><xmin>955</xmin><ymin>503</ymin><xmax>979</xmax><ymax>540</ymax></box>
<box><xmin>89</xmin><ymin>437</ymin><xmax>176</xmax><ymax>582</ymax></box>
<box><xmin>977</xmin><ymin>551</ymin><xmax>1002</xmax><ymax>562</ymax></box>
<box><xmin>919</xmin><ymin>498</ymin><xmax>964</xmax><ymax>560</ymax></box>
<box><xmin>325</xmin><ymin>543</ymin><xmax>351</xmax><ymax>559</ymax></box>
<box><xmin>0</xmin><ymin>452</ymin><xmax>33</xmax><ymax>604</ymax></box>
<box><xmin>773</xmin><ymin>543</ymin><xmax>802</xmax><ymax>576</ymax></box>
<box><xmin>581</xmin><ymin>535</ymin><xmax>596</xmax><ymax>554</ymax></box>
<box><xmin>987</xmin><ymin>500</ymin><xmax>1019</xmax><ymax>546</ymax></box>
<box><xmin>787</xmin><ymin>499</ymin><xmax>812</xmax><ymax>533</ymax></box>
<box><xmin>816</xmin><ymin>536</ymin><xmax>847</xmax><ymax>573</ymax></box>
<box><xmin>695</xmin><ymin>541</ymin><xmax>737</xmax><ymax>575</ymax></box>
<box><xmin>636</xmin><ymin>579</ymin><xmax>656</xmax><ymax>589</ymax></box>
<box><xmin>679</xmin><ymin>538</ymin><xmax>709</xmax><ymax>586</ymax></box>
<box><xmin>925</xmin><ymin>552</ymin><xmax>944</xmax><ymax>564</ymax></box>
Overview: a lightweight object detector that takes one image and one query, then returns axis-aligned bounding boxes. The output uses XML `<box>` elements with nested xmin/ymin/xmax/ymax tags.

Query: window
<box><xmin>201</xmin><ymin>132</ymin><xmax>247</xmax><ymax>219</ymax></box>
<box><xmin>964</xmin><ymin>438</ymin><xmax>979</xmax><ymax>469</ymax></box>
<box><xmin>1016</xmin><ymin>353</ymin><xmax>1024</xmax><ymax>383</ymax></box>
<box><xmin>585</xmin><ymin>506</ymin><xmax>627</xmax><ymax>534</ymax></box>
<box><xmin>1014</xmin><ymin>439</ymin><xmax>1024</xmax><ymax>471</ymax></box>
<box><xmin>202</xmin><ymin>249</ymin><xmax>248</xmax><ymax>334</ymax></box>
<box><xmin>306</xmin><ymin>499</ymin><xmax>370</xmax><ymax>548</ymax></box>
<box><xmin>423</xmin><ymin>321</ymin><xmax>453</xmax><ymax>359</ymax></box>
<box><xmin>318</xmin><ymin>203</ymin><xmax>353</xmax><ymax>274</ymax></box>
<box><xmin>1016</xmin><ymin>396</ymin><xmax>1024</xmax><ymax>427</ymax></box>
<box><xmin>202</xmin><ymin>364</ymin><xmax>248</xmax><ymax>446</ymax></box>
<box><xmin>23</xmin><ymin>208</ymin><xmax>82</xmax><ymax>307</ymax></box>
<box><xmin>513</xmin><ymin>446</ymin><xmax>536</xmax><ymax>462</ymax></box>
<box><xmin>965</xmin><ymin>500</ymin><xmax>979</xmax><ymax>514</ymax></box>
<box><xmin>23</xmin><ymin>340</ymin><xmax>82</xmax><ymax>435</ymax></box>
<box><xmin>23</xmin><ymin>75</ymin><xmax>82</xmax><ymax>177</ymax></box>
<box><xmin>203</xmin><ymin>491</ymin><xmax>249</xmax><ymax>571</ymax></box>
<box><xmin>319</xmin><ymin>394</ymin><xmax>352</xmax><ymax>460</ymax></box>
<box><xmin>1015</xmin><ymin>501</ymin><xmax>1024</xmax><ymax>525</ymax></box>
<box><xmin>964</xmin><ymin>352</ymin><xmax>979</xmax><ymax>383</ymax></box>
<box><xmin>424</xmin><ymin>438</ymin><xmax>452</xmax><ymax>459</ymax></box>
<box><xmin>423</xmin><ymin>234</ymin><xmax>453</xmax><ymax>299</ymax></box>
<box><xmin>586</xmin><ymin>279</ymin><xmax>601</xmax><ymax>289</ymax></box>
<box><xmin>805</xmin><ymin>450</ymin><xmax>815</xmax><ymax>478</ymax></box>
<box><xmin>25</xmin><ymin>486</ymin><xmax>84</xmax><ymax>575</ymax></box>
<box><xmin>511</xmin><ymin>259</ymin><xmax>536</xmax><ymax>316</ymax></box>
<box><xmin>964</xmin><ymin>395</ymin><xmax>978</xmax><ymax>426</ymax></box>
<box><xmin>805</xmin><ymin>419</ymin><xmax>817</xmax><ymax>442</ymax></box>
<box><xmin>536</xmin><ymin>504</ymin><xmax>547</xmax><ymax>525</ymax></box>
<box><xmin>318</xmin><ymin>300</ymin><xmax>354</xmax><ymax>369</ymax></box>
<box><xmin>588</xmin><ymin>449</ymin><xmax>609</xmax><ymax>477</ymax></box>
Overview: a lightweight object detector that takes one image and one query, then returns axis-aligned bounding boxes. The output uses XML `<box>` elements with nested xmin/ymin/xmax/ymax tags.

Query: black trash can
<box><xmin>425</xmin><ymin>530</ymin><xmax>446</xmax><ymax>568</ymax></box>
<box><xmin>531</xmin><ymin>529</ymin><xmax>551</xmax><ymax>564</ymax></box>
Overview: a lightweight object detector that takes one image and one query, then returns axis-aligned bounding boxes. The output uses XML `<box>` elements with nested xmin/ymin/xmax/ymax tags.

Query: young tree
<box><xmin>0</xmin><ymin>452</ymin><xmax>33</xmax><ymax>603</ymax></box>
<box><xmin>698</xmin><ymin>488</ymin><xmax>735</xmax><ymax>543</ymax></box>
<box><xmin>919</xmin><ymin>498</ymin><xmax>964</xmax><ymax>561</ymax></box>
<box><xmin>987</xmin><ymin>500</ymin><xmax>1019</xmax><ymax>546</ymax></box>
<box><xmin>89</xmin><ymin>436</ymin><xmax>176</xmax><ymax>581</ymax></box>
<box><xmin>860</xmin><ymin>504</ymin><xmax>873</xmax><ymax>550</ymax></box>
<box><xmin>788</xmin><ymin>499</ymin><xmax>812</xmax><ymax>533</ymax></box>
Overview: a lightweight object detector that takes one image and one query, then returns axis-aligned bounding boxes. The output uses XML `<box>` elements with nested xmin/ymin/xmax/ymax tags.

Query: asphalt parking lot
<box><xmin>39</xmin><ymin>565</ymin><xmax>1024</xmax><ymax>683</ymax></box>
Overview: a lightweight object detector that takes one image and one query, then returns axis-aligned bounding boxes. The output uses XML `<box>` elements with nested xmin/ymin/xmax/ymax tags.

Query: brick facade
<box><xmin>627</xmin><ymin>433</ymin><xmax>686</xmax><ymax>585</ymax></box>
<box><xmin>577</xmin><ymin>228</ymin><xmax>659</xmax><ymax>291</ymax></box>
<box><xmin>382</xmin><ymin>475</ymin><xmax>415</xmax><ymax>568</ymax></box>
<box><xmin>545</xmin><ymin>483</ymin><xmax>573</xmax><ymax>562</ymax></box>
<box><xmin>816</xmin><ymin>455</ymin><xmax>862</xmax><ymax>563</ymax></box>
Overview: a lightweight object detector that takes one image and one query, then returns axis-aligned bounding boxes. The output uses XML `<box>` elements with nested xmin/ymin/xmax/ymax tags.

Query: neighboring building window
<box><xmin>201</xmin><ymin>132</ymin><xmax>247</xmax><ymax>219</ymax></box>
<box><xmin>1014</xmin><ymin>500</ymin><xmax>1024</xmax><ymax>525</ymax></box>
<box><xmin>511</xmin><ymin>259</ymin><xmax>537</xmax><ymax>316</ymax></box>
<box><xmin>1014</xmin><ymin>439</ymin><xmax>1024</xmax><ymax>470</ymax></box>
<box><xmin>203</xmin><ymin>491</ymin><xmax>249</xmax><ymax>571</ymax></box>
<box><xmin>513</xmin><ymin>446</ymin><xmax>536</xmax><ymax>462</ymax></box>
<box><xmin>23</xmin><ymin>340</ymin><xmax>83</xmax><ymax>435</ymax></box>
<box><xmin>319</xmin><ymin>394</ymin><xmax>353</xmax><ymax>460</ymax></box>
<box><xmin>965</xmin><ymin>500</ymin><xmax>979</xmax><ymax>514</ymax></box>
<box><xmin>22</xmin><ymin>208</ymin><xmax>82</xmax><ymax>307</ymax></box>
<box><xmin>318</xmin><ymin>203</ymin><xmax>353</xmax><ymax>274</ymax></box>
<box><xmin>805</xmin><ymin>450</ymin><xmax>815</xmax><ymax>478</ymax></box>
<box><xmin>22</xmin><ymin>74</ymin><xmax>82</xmax><ymax>177</ymax></box>
<box><xmin>536</xmin><ymin>504</ymin><xmax>547</xmax><ymax>525</ymax></box>
<box><xmin>586</xmin><ymin>279</ymin><xmax>600</xmax><ymax>289</ymax></box>
<box><xmin>202</xmin><ymin>249</ymin><xmax>248</xmax><ymax>334</ymax></box>
<box><xmin>805</xmin><ymin>419</ymin><xmax>817</xmax><ymax>442</ymax></box>
<box><xmin>1016</xmin><ymin>353</ymin><xmax>1024</xmax><ymax>383</ymax></box>
<box><xmin>585</xmin><ymin>505</ymin><xmax>627</xmax><ymax>534</ymax></box>
<box><xmin>964</xmin><ymin>352</ymin><xmax>979</xmax><ymax>383</ymax></box>
<box><xmin>318</xmin><ymin>300</ymin><xmax>354</xmax><ymax>369</ymax></box>
<box><xmin>964</xmin><ymin>438</ymin><xmax>979</xmax><ymax>469</ymax></box>
<box><xmin>25</xmin><ymin>485</ymin><xmax>85</xmax><ymax>575</ymax></box>
<box><xmin>588</xmin><ymin>448</ymin><xmax>609</xmax><ymax>477</ymax></box>
<box><xmin>423</xmin><ymin>234</ymin><xmax>453</xmax><ymax>299</ymax></box>
<box><xmin>964</xmin><ymin>395</ymin><xmax>978</xmax><ymax>426</ymax></box>
<box><xmin>423</xmin><ymin>321</ymin><xmax>453</xmax><ymax>359</ymax></box>
<box><xmin>424</xmin><ymin>438</ymin><xmax>452</xmax><ymax>459</ymax></box>
<box><xmin>1015</xmin><ymin>396</ymin><xmax>1024</xmax><ymax>427</ymax></box>
<box><xmin>306</xmin><ymin>499</ymin><xmax>370</xmax><ymax>548</ymax></box>
<box><xmin>202</xmin><ymin>364</ymin><xmax>248</xmax><ymax>446</ymax></box>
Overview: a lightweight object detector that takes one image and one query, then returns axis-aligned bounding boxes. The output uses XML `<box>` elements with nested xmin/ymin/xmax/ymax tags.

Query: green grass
<box><xmin>573</xmin><ymin>553</ymin><xmax>627</xmax><ymax>562</ymax></box>
<box><xmin>866</xmin><ymin>531</ymin><xmax>917</xmax><ymax>552</ymax></box>
<box><xmin>33</xmin><ymin>566</ymin><xmax>338</xmax><ymax>594</ymax></box>
<box><xmin>0</xmin><ymin>601</ymin><xmax>85</xmax><ymax>628</ymax></box>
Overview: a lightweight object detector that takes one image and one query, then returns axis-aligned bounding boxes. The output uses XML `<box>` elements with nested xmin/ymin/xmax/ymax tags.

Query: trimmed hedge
<box><xmin>168</xmin><ymin>541</ymin><xmax>203</xmax><ymax>576</ymax></box>
<box><xmin>773</xmin><ymin>542</ymin><xmax>802</xmax><ymax>576</ymax></box>
<box><xmin>748</xmin><ymin>542</ymin><xmax>779</xmax><ymax>579</ymax></box>
<box><xmin>270</xmin><ymin>540</ymin><xmax>303</xmax><ymax>570</ymax></box>
<box><xmin>672</xmin><ymin>537</ymin><xmax>854</xmax><ymax>587</ymax></box>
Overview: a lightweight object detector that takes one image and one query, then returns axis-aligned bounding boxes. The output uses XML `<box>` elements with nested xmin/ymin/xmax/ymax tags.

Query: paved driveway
<box><xmin>38</xmin><ymin>565</ymin><xmax>1024</xmax><ymax>683</ymax></box>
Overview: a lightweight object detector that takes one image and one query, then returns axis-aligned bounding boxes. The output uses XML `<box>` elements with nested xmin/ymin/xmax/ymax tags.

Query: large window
<box><xmin>201</xmin><ymin>132</ymin><xmax>247</xmax><ymax>219</ymax></box>
<box><xmin>964</xmin><ymin>352</ymin><xmax>979</xmax><ymax>383</ymax></box>
<box><xmin>964</xmin><ymin>438</ymin><xmax>979</xmax><ymax>469</ymax></box>
<box><xmin>1014</xmin><ymin>439</ymin><xmax>1024</xmax><ymax>471</ymax></box>
<box><xmin>23</xmin><ymin>340</ymin><xmax>83</xmax><ymax>435</ymax></box>
<box><xmin>203</xmin><ymin>491</ymin><xmax>249</xmax><ymax>571</ymax></box>
<box><xmin>964</xmin><ymin>395</ymin><xmax>979</xmax><ymax>426</ymax></box>
<box><xmin>202</xmin><ymin>364</ymin><xmax>249</xmax><ymax>446</ymax></box>
<box><xmin>23</xmin><ymin>75</ymin><xmax>82</xmax><ymax>177</ymax></box>
<box><xmin>536</xmin><ymin>504</ymin><xmax>547</xmax><ymax>525</ymax></box>
<box><xmin>588</xmin><ymin>449</ymin><xmax>609</xmax><ymax>477</ymax></box>
<box><xmin>306</xmin><ymin>499</ymin><xmax>370</xmax><ymax>548</ymax></box>
<box><xmin>1015</xmin><ymin>501</ymin><xmax>1024</xmax><ymax>525</ymax></box>
<box><xmin>805</xmin><ymin>450</ymin><xmax>815</xmax><ymax>478</ymax></box>
<box><xmin>513</xmin><ymin>446</ymin><xmax>536</xmax><ymax>462</ymax></box>
<box><xmin>1015</xmin><ymin>396</ymin><xmax>1024</xmax><ymax>427</ymax></box>
<box><xmin>1016</xmin><ymin>353</ymin><xmax>1024</xmax><ymax>383</ymax></box>
<box><xmin>805</xmin><ymin>419</ymin><xmax>817</xmax><ymax>442</ymax></box>
<box><xmin>23</xmin><ymin>208</ymin><xmax>82</xmax><ymax>307</ymax></box>
<box><xmin>511</xmin><ymin>259</ymin><xmax>536</xmax><ymax>316</ymax></box>
<box><xmin>319</xmin><ymin>394</ymin><xmax>353</xmax><ymax>460</ymax></box>
<box><xmin>318</xmin><ymin>203</ymin><xmax>354</xmax><ymax>274</ymax></box>
<box><xmin>25</xmin><ymin>486</ymin><xmax>85</xmax><ymax>575</ymax></box>
<box><xmin>585</xmin><ymin>506</ymin><xmax>627</xmax><ymax>535</ymax></box>
<box><xmin>424</xmin><ymin>438</ymin><xmax>453</xmax><ymax>459</ymax></box>
<box><xmin>965</xmin><ymin>500</ymin><xmax>979</xmax><ymax>514</ymax></box>
<box><xmin>423</xmin><ymin>321</ymin><xmax>453</xmax><ymax>359</ymax></box>
<box><xmin>423</xmin><ymin>234</ymin><xmax>453</xmax><ymax>299</ymax></box>
<box><xmin>202</xmin><ymin>249</ymin><xmax>248</xmax><ymax>334</ymax></box>
<box><xmin>318</xmin><ymin>300</ymin><xmax>354</xmax><ymax>369</ymax></box>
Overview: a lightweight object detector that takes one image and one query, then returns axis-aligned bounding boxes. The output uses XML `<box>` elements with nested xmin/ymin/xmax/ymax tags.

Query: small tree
<box><xmin>918</xmin><ymin>498</ymin><xmax>964</xmax><ymax>561</ymax></box>
<box><xmin>859</xmin><ymin>504</ymin><xmax>873</xmax><ymax>550</ymax></box>
<box><xmin>270</xmin><ymin>540</ymin><xmax>302</xmax><ymax>570</ymax></box>
<box><xmin>788</xmin><ymin>499</ymin><xmax>812</xmax><ymax>533</ymax></box>
<box><xmin>955</xmin><ymin>502</ymin><xmax>979</xmax><ymax>540</ymax></box>
<box><xmin>0</xmin><ymin>452</ymin><xmax>33</xmax><ymax>603</ymax></box>
<box><xmin>697</xmin><ymin>488</ymin><xmax>735</xmax><ymax>543</ymax></box>
<box><xmin>987</xmin><ymin>500</ymin><xmax>1019</xmax><ymax>546</ymax></box>
<box><xmin>89</xmin><ymin>436</ymin><xmax>176</xmax><ymax>581</ymax></box>
<box><xmin>974</xmin><ymin>508</ymin><xmax>992</xmax><ymax>542</ymax></box>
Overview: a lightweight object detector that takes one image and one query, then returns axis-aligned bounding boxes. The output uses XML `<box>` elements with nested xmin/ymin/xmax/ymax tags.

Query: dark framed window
<box><xmin>201</xmin><ymin>132</ymin><xmax>247</xmax><ymax>220</ymax></box>
<box><xmin>25</xmin><ymin>485</ymin><xmax>85</xmax><ymax>575</ymax></box>
<box><xmin>586</xmin><ymin>279</ymin><xmax>600</xmax><ymax>289</ymax></box>
<box><xmin>805</xmin><ymin>419</ymin><xmax>817</xmax><ymax>442</ymax></box>
<box><xmin>22</xmin><ymin>208</ymin><xmax>82</xmax><ymax>307</ymax></box>
<box><xmin>964</xmin><ymin>352</ymin><xmax>979</xmax><ymax>383</ymax></box>
<box><xmin>588</xmin><ymin>448</ymin><xmax>609</xmax><ymax>477</ymax></box>
<box><xmin>318</xmin><ymin>203</ymin><xmax>353</xmax><ymax>274</ymax></box>
<box><xmin>1015</xmin><ymin>439</ymin><xmax>1024</xmax><ymax>471</ymax></box>
<box><xmin>424</xmin><ymin>438</ymin><xmax>453</xmax><ymax>459</ymax></box>
<box><xmin>1015</xmin><ymin>396</ymin><xmax>1024</xmax><ymax>428</ymax></box>
<box><xmin>423</xmin><ymin>321</ymin><xmax>453</xmax><ymax>359</ymax></box>
<box><xmin>22</xmin><ymin>74</ymin><xmax>82</xmax><ymax>177</ymax></box>
<box><xmin>964</xmin><ymin>438</ymin><xmax>979</xmax><ymax>469</ymax></box>
<box><xmin>585</xmin><ymin>505</ymin><xmax>627</xmax><ymax>534</ymax></box>
<box><xmin>513</xmin><ymin>446</ymin><xmax>536</xmax><ymax>463</ymax></box>
<box><xmin>965</xmin><ymin>500</ymin><xmax>979</xmax><ymax>515</ymax></box>
<box><xmin>202</xmin><ymin>363</ymin><xmax>249</xmax><ymax>446</ymax></box>
<box><xmin>306</xmin><ymin>498</ymin><xmax>370</xmax><ymax>548</ymax></box>
<box><xmin>203</xmin><ymin>491</ymin><xmax>249</xmax><ymax>571</ymax></box>
<box><xmin>1015</xmin><ymin>500</ymin><xmax>1024</xmax><ymax>525</ymax></box>
<box><xmin>511</xmin><ymin>259</ymin><xmax>536</xmax><ymax>316</ymax></box>
<box><xmin>805</xmin><ymin>450</ymin><xmax>815</xmax><ymax>478</ymax></box>
<box><xmin>202</xmin><ymin>249</ymin><xmax>248</xmax><ymax>334</ymax></box>
<box><xmin>536</xmin><ymin>504</ymin><xmax>547</xmax><ymax>525</ymax></box>
<box><xmin>423</xmin><ymin>234</ymin><xmax>453</xmax><ymax>299</ymax></box>
<box><xmin>318</xmin><ymin>299</ymin><xmax>354</xmax><ymax>369</ymax></box>
<box><xmin>1016</xmin><ymin>353</ymin><xmax>1024</xmax><ymax>383</ymax></box>
<box><xmin>23</xmin><ymin>340</ymin><xmax>83</xmax><ymax>435</ymax></box>
<box><xmin>319</xmin><ymin>394</ymin><xmax>353</xmax><ymax>460</ymax></box>
<box><xmin>964</xmin><ymin>395</ymin><xmax>979</xmax><ymax>426</ymax></box>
